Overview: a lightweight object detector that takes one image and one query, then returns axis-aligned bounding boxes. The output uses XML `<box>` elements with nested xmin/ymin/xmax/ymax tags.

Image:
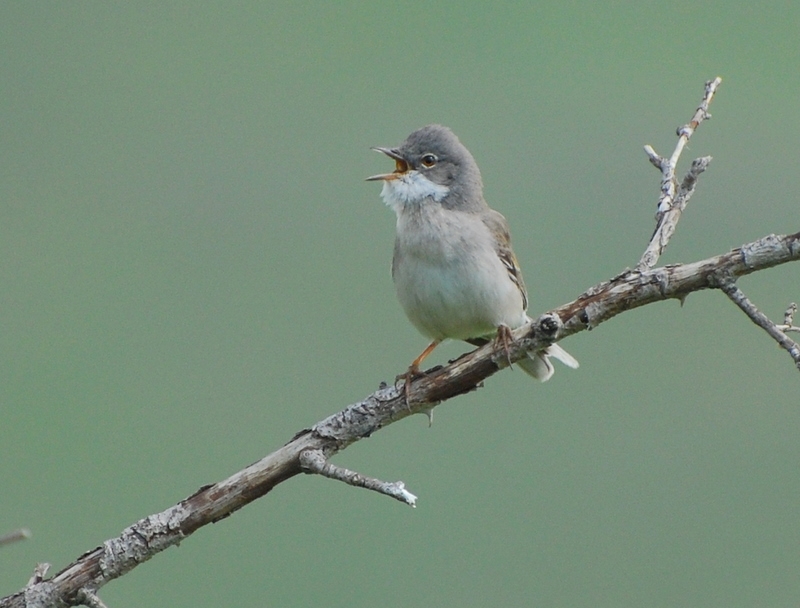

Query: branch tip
<box><xmin>783</xmin><ymin>302</ymin><xmax>797</xmax><ymax>327</ymax></box>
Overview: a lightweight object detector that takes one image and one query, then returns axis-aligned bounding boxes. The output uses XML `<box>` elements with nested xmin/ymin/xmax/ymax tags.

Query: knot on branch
<box><xmin>534</xmin><ymin>313</ymin><xmax>564</xmax><ymax>343</ymax></box>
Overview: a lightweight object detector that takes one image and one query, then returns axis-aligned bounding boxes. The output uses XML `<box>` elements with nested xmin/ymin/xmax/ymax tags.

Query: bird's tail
<box><xmin>517</xmin><ymin>343</ymin><xmax>579</xmax><ymax>382</ymax></box>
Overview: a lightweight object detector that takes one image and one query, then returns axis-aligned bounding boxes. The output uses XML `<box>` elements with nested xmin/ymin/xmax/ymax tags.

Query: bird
<box><xmin>366</xmin><ymin>124</ymin><xmax>578</xmax><ymax>389</ymax></box>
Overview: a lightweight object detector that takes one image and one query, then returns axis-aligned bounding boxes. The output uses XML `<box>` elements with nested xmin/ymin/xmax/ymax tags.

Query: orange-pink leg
<box><xmin>410</xmin><ymin>339</ymin><xmax>441</xmax><ymax>372</ymax></box>
<box><xmin>398</xmin><ymin>339</ymin><xmax>441</xmax><ymax>406</ymax></box>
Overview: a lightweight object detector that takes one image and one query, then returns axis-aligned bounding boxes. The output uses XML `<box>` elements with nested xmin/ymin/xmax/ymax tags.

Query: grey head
<box><xmin>366</xmin><ymin>124</ymin><xmax>486</xmax><ymax>214</ymax></box>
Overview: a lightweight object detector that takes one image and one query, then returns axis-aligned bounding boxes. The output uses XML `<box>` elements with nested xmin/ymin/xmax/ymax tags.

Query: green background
<box><xmin>2</xmin><ymin>2</ymin><xmax>799</xmax><ymax>606</ymax></box>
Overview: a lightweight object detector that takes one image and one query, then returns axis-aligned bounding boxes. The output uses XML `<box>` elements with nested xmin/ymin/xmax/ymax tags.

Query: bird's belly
<box><xmin>394</xmin><ymin>256</ymin><xmax>526</xmax><ymax>341</ymax></box>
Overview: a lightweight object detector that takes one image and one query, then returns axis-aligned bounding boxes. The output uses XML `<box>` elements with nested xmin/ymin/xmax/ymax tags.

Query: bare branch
<box><xmin>2</xmin><ymin>77</ymin><xmax>798</xmax><ymax>608</ymax></box>
<box><xmin>300</xmin><ymin>449</ymin><xmax>417</xmax><ymax>507</ymax></box>
<box><xmin>717</xmin><ymin>280</ymin><xmax>800</xmax><ymax>369</ymax></box>
<box><xmin>4</xmin><ymin>228</ymin><xmax>797</xmax><ymax>608</ymax></box>
<box><xmin>638</xmin><ymin>77</ymin><xmax>722</xmax><ymax>270</ymax></box>
<box><xmin>670</xmin><ymin>77</ymin><xmax>722</xmax><ymax>167</ymax></box>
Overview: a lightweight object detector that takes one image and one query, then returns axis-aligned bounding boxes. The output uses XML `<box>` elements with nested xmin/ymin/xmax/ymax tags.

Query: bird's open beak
<box><xmin>366</xmin><ymin>147</ymin><xmax>409</xmax><ymax>181</ymax></box>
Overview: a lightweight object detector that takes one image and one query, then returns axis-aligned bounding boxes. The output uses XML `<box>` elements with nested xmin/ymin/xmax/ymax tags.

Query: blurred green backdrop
<box><xmin>2</xmin><ymin>2</ymin><xmax>799</xmax><ymax>607</ymax></box>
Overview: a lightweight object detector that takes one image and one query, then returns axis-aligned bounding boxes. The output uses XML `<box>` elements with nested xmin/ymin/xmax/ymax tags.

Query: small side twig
<box><xmin>717</xmin><ymin>280</ymin><xmax>800</xmax><ymax>370</ymax></box>
<box><xmin>778</xmin><ymin>302</ymin><xmax>799</xmax><ymax>333</ymax></box>
<box><xmin>299</xmin><ymin>449</ymin><xmax>417</xmax><ymax>507</ymax></box>
<box><xmin>0</xmin><ymin>529</ymin><xmax>31</xmax><ymax>548</ymax></box>
<box><xmin>638</xmin><ymin>77</ymin><xmax>722</xmax><ymax>270</ymax></box>
<box><xmin>26</xmin><ymin>564</ymin><xmax>50</xmax><ymax>587</ymax></box>
<box><xmin>676</xmin><ymin>156</ymin><xmax>713</xmax><ymax>209</ymax></box>
<box><xmin>75</xmin><ymin>589</ymin><xmax>109</xmax><ymax>608</ymax></box>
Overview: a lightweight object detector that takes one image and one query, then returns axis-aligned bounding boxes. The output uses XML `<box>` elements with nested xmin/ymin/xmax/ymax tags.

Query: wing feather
<box><xmin>480</xmin><ymin>209</ymin><xmax>528</xmax><ymax>312</ymax></box>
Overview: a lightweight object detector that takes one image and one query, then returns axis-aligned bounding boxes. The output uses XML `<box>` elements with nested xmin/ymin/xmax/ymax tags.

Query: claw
<box><xmin>494</xmin><ymin>324</ymin><xmax>514</xmax><ymax>368</ymax></box>
<box><xmin>397</xmin><ymin>339</ymin><xmax>441</xmax><ymax>409</ymax></box>
<box><xmin>396</xmin><ymin>364</ymin><xmax>425</xmax><ymax>410</ymax></box>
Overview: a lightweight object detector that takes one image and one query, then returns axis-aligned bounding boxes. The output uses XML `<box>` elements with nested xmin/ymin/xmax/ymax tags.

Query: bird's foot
<box><xmin>396</xmin><ymin>339</ymin><xmax>441</xmax><ymax>410</ymax></box>
<box><xmin>395</xmin><ymin>364</ymin><xmax>426</xmax><ymax>410</ymax></box>
<box><xmin>494</xmin><ymin>324</ymin><xmax>515</xmax><ymax>369</ymax></box>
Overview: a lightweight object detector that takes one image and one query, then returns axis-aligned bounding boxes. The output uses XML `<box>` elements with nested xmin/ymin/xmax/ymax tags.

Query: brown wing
<box><xmin>481</xmin><ymin>208</ymin><xmax>528</xmax><ymax>312</ymax></box>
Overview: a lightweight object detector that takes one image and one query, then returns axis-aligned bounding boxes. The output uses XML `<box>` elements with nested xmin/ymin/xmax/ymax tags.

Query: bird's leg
<box><xmin>494</xmin><ymin>324</ymin><xmax>514</xmax><ymax>368</ymax></box>
<box><xmin>396</xmin><ymin>339</ymin><xmax>440</xmax><ymax>407</ymax></box>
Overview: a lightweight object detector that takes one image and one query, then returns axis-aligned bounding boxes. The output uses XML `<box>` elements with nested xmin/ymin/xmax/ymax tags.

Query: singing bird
<box><xmin>367</xmin><ymin>124</ymin><xmax>578</xmax><ymax>385</ymax></box>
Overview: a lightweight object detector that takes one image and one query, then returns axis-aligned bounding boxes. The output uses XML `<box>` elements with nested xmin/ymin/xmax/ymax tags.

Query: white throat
<box><xmin>380</xmin><ymin>171</ymin><xmax>450</xmax><ymax>215</ymax></box>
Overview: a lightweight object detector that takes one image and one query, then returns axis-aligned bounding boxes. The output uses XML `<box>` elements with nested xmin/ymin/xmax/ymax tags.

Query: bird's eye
<box><xmin>420</xmin><ymin>153</ymin><xmax>437</xmax><ymax>168</ymax></box>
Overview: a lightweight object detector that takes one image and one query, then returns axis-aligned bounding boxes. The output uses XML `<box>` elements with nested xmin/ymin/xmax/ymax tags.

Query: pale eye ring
<box><xmin>420</xmin><ymin>153</ymin><xmax>437</xmax><ymax>168</ymax></box>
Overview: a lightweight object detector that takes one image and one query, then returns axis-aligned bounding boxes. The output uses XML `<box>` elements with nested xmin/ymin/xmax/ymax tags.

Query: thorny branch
<box><xmin>3</xmin><ymin>77</ymin><xmax>799</xmax><ymax>608</ymax></box>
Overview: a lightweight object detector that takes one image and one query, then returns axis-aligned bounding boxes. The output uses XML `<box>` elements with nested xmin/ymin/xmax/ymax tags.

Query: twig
<box><xmin>75</xmin><ymin>590</ymin><xmax>108</xmax><ymax>608</ymax></box>
<box><xmin>717</xmin><ymin>279</ymin><xmax>800</xmax><ymax>370</ymax></box>
<box><xmin>22</xmin><ymin>564</ymin><xmax>53</xmax><ymax>608</ymax></box>
<box><xmin>299</xmin><ymin>449</ymin><xmax>417</xmax><ymax>507</ymax></box>
<box><xmin>778</xmin><ymin>302</ymin><xmax>799</xmax><ymax>333</ymax></box>
<box><xmin>676</xmin><ymin>156</ymin><xmax>713</xmax><ymax>210</ymax></box>
<box><xmin>0</xmin><ymin>529</ymin><xmax>31</xmax><ymax>548</ymax></box>
<box><xmin>638</xmin><ymin>77</ymin><xmax>722</xmax><ymax>270</ymax></box>
<box><xmin>26</xmin><ymin>564</ymin><xmax>50</xmax><ymax>587</ymax></box>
